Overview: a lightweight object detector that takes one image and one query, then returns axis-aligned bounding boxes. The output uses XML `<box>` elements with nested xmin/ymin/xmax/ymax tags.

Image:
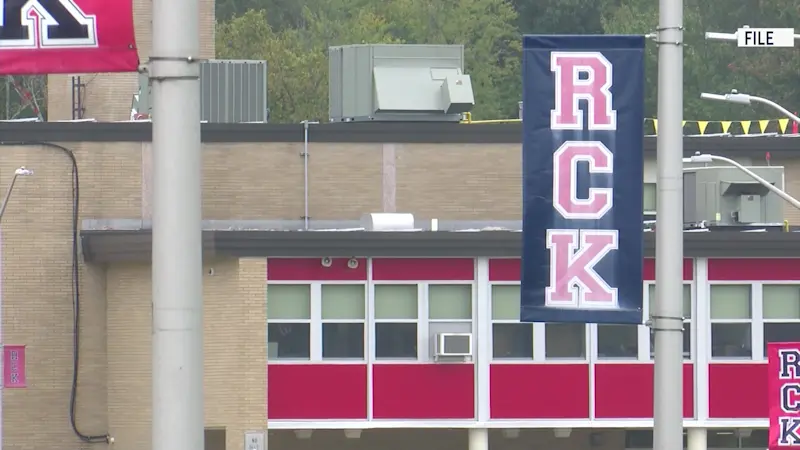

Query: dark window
<box><xmin>492</xmin><ymin>323</ymin><xmax>533</xmax><ymax>359</ymax></box>
<box><xmin>375</xmin><ymin>323</ymin><xmax>417</xmax><ymax>359</ymax></box>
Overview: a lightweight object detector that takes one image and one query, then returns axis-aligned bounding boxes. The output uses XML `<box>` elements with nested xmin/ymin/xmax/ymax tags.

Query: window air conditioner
<box><xmin>435</xmin><ymin>333</ymin><xmax>473</xmax><ymax>358</ymax></box>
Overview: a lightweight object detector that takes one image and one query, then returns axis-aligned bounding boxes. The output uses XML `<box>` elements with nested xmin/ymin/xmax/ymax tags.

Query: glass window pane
<box><xmin>711</xmin><ymin>323</ymin><xmax>752</xmax><ymax>358</ymax></box>
<box><xmin>267</xmin><ymin>323</ymin><xmax>310</xmax><ymax>359</ymax></box>
<box><xmin>492</xmin><ymin>323</ymin><xmax>533</xmax><ymax>359</ymax></box>
<box><xmin>492</xmin><ymin>285</ymin><xmax>520</xmax><ymax>320</ymax></box>
<box><xmin>429</xmin><ymin>285</ymin><xmax>472</xmax><ymax>320</ymax></box>
<box><xmin>741</xmin><ymin>429</ymin><xmax>768</xmax><ymax>448</ymax></box>
<box><xmin>643</xmin><ymin>183</ymin><xmax>657</xmax><ymax>212</ymax></box>
<box><xmin>648</xmin><ymin>284</ymin><xmax>692</xmax><ymax>318</ymax></box>
<box><xmin>764</xmin><ymin>285</ymin><xmax>800</xmax><ymax>319</ymax></box>
<box><xmin>650</xmin><ymin>321</ymin><xmax>692</xmax><ymax>359</ymax></box>
<box><xmin>321</xmin><ymin>285</ymin><xmax>365</xmax><ymax>320</ymax></box>
<box><xmin>764</xmin><ymin>323</ymin><xmax>800</xmax><ymax>355</ymax></box>
<box><xmin>375</xmin><ymin>323</ymin><xmax>417</xmax><ymax>359</ymax></box>
<box><xmin>545</xmin><ymin>323</ymin><xmax>585</xmax><ymax>359</ymax></box>
<box><xmin>597</xmin><ymin>324</ymin><xmax>638</xmax><ymax>359</ymax></box>
<box><xmin>322</xmin><ymin>323</ymin><xmax>364</xmax><ymax>359</ymax></box>
<box><xmin>375</xmin><ymin>285</ymin><xmax>418</xmax><ymax>319</ymax></box>
<box><xmin>710</xmin><ymin>285</ymin><xmax>751</xmax><ymax>319</ymax></box>
<box><xmin>707</xmin><ymin>430</ymin><xmax>738</xmax><ymax>448</ymax></box>
<box><xmin>267</xmin><ymin>284</ymin><xmax>310</xmax><ymax>320</ymax></box>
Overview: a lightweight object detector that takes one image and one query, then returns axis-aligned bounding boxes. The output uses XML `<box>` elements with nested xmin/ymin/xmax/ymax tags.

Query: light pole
<box><xmin>0</xmin><ymin>166</ymin><xmax>32</xmax><ymax>450</ymax></box>
<box><xmin>653</xmin><ymin>0</ymin><xmax>685</xmax><ymax>447</ymax></box>
<box><xmin>684</xmin><ymin>153</ymin><xmax>800</xmax><ymax>210</ymax></box>
<box><xmin>700</xmin><ymin>91</ymin><xmax>800</xmax><ymax>123</ymax></box>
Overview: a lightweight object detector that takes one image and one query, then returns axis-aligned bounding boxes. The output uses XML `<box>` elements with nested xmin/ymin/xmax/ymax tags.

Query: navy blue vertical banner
<box><xmin>520</xmin><ymin>35</ymin><xmax>645</xmax><ymax>325</ymax></box>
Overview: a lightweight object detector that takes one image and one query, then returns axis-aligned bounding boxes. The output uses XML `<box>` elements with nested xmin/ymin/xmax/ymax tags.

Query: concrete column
<box><xmin>687</xmin><ymin>428</ymin><xmax>707</xmax><ymax>450</ymax></box>
<box><xmin>469</xmin><ymin>428</ymin><xmax>489</xmax><ymax>450</ymax></box>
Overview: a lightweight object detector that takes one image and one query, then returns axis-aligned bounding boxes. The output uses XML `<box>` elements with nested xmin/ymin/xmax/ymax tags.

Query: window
<box><xmin>648</xmin><ymin>284</ymin><xmax>692</xmax><ymax>359</ymax></box>
<box><xmin>491</xmin><ymin>285</ymin><xmax>533</xmax><ymax>359</ymax></box>
<box><xmin>710</xmin><ymin>285</ymin><xmax>752</xmax><ymax>358</ymax></box>
<box><xmin>643</xmin><ymin>182</ymin><xmax>657</xmax><ymax>213</ymax></box>
<box><xmin>428</xmin><ymin>285</ymin><xmax>472</xmax><ymax>320</ymax></box>
<box><xmin>545</xmin><ymin>323</ymin><xmax>585</xmax><ymax>359</ymax></box>
<box><xmin>267</xmin><ymin>284</ymin><xmax>311</xmax><ymax>360</ymax></box>
<box><xmin>374</xmin><ymin>284</ymin><xmax>418</xmax><ymax>359</ymax></box>
<box><xmin>321</xmin><ymin>285</ymin><xmax>365</xmax><ymax>359</ymax></box>
<box><xmin>598</xmin><ymin>324</ymin><xmax>638</xmax><ymax>359</ymax></box>
<box><xmin>624</xmin><ymin>430</ymin><xmax>688</xmax><ymax>449</ymax></box>
<box><xmin>763</xmin><ymin>285</ymin><xmax>800</xmax><ymax>355</ymax></box>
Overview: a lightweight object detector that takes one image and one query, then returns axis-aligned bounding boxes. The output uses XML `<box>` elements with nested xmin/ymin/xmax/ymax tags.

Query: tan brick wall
<box><xmin>105</xmin><ymin>259</ymin><xmax>266</xmax><ymax>450</ymax></box>
<box><xmin>47</xmin><ymin>0</ymin><xmax>216</xmax><ymax>121</ymax></box>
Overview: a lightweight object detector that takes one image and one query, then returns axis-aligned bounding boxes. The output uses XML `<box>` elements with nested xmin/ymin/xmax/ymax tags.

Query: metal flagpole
<box><xmin>653</xmin><ymin>0</ymin><xmax>685</xmax><ymax>448</ymax></box>
<box><xmin>150</xmin><ymin>0</ymin><xmax>204</xmax><ymax>447</ymax></box>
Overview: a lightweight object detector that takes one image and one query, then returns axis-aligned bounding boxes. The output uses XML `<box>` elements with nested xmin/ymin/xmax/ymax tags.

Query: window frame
<box><xmin>267</xmin><ymin>281</ymin><xmax>369</xmax><ymax>364</ymax></box>
<box><xmin>370</xmin><ymin>280</ymin><xmax>477</xmax><ymax>363</ymax></box>
<box><xmin>489</xmin><ymin>282</ymin><xmax>589</xmax><ymax>363</ymax></box>
<box><xmin>707</xmin><ymin>282</ymin><xmax>756</xmax><ymax>361</ymax></box>
<box><xmin>266</xmin><ymin>282</ymin><xmax>313</xmax><ymax>362</ymax></box>
<box><xmin>320</xmin><ymin>282</ymin><xmax>368</xmax><ymax>361</ymax></box>
<box><xmin>759</xmin><ymin>280</ymin><xmax>800</xmax><ymax>361</ymax></box>
<box><xmin>644</xmin><ymin>281</ymin><xmax>695</xmax><ymax>362</ymax></box>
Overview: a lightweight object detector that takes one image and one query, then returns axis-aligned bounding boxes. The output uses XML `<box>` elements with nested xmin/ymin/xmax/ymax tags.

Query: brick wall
<box><xmin>46</xmin><ymin>0</ymin><xmax>216</xmax><ymax>121</ymax></box>
<box><xmin>1</xmin><ymin>139</ymin><xmax>798</xmax><ymax>450</ymax></box>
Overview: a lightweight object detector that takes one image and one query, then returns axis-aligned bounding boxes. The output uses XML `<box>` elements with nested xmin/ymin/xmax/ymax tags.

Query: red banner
<box><xmin>769</xmin><ymin>342</ymin><xmax>800</xmax><ymax>449</ymax></box>
<box><xmin>0</xmin><ymin>0</ymin><xmax>139</xmax><ymax>74</ymax></box>
<box><xmin>3</xmin><ymin>345</ymin><xmax>26</xmax><ymax>388</ymax></box>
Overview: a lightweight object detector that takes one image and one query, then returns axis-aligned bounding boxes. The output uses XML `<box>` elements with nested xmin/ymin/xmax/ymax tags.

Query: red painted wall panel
<box><xmin>490</xmin><ymin>364</ymin><xmax>589</xmax><ymax>419</ymax></box>
<box><xmin>594</xmin><ymin>363</ymin><xmax>694</xmax><ymax>418</ymax></box>
<box><xmin>372</xmin><ymin>364</ymin><xmax>475</xmax><ymax>419</ymax></box>
<box><xmin>643</xmin><ymin>258</ymin><xmax>694</xmax><ymax>281</ymax></box>
<box><xmin>709</xmin><ymin>363</ymin><xmax>767</xmax><ymax>418</ymax></box>
<box><xmin>372</xmin><ymin>258</ymin><xmax>475</xmax><ymax>281</ymax></box>
<box><xmin>267</xmin><ymin>364</ymin><xmax>367</xmax><ymax>419</ymax></box>
<box><xmin>489</xmin><ymin>258</ymin><xmax>693</xmax><ymax>281</ymax></box>
<box><xmin>267</xmin><ymin>258</ymin><xmax>367</xmax><ymax>281</ymax></box>
<box><xmin>708</xmin><ymin>258</ymin><xmax>800</xmax><ymax>281</ymax></box>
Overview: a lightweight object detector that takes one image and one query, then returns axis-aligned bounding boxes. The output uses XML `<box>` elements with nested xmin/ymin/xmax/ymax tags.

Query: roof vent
<box><xmin>329</xmin><ymin>44</ymin><xmax>474</xmax><ymax>123</ymax></box>
<box><xmin>361</xmin><ymin>213</ymin><xmax>416</xmax><ymax>231</ymax></box>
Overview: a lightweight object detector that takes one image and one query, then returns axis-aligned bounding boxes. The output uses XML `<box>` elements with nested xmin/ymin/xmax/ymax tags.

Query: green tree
<box><xmin>216</xmin><ymin>0</ymin><xmax>521</xmax><ymax>122</ymax></box>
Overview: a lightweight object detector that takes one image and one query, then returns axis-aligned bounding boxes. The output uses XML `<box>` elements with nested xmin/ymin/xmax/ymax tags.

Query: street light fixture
<box><xmin>684</xmin><ymin>153</ymin><xmax>800</xmax><ymax>210</ymax></box>
<box><xmin>0</xmin><ymin>167</ymin><xmax>33</xmax><ymax>223</ymax></box>
<box><xmin>700</xmin><ymin>91</ymin><xmax>800</xmax><ymax>123</ymax></box>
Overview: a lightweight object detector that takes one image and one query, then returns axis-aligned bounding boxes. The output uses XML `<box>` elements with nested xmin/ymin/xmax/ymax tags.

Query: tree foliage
<box><xmin>217</xmin><ymin>0</ymin><xmax>800</xmax><ymax>123</ymax></box>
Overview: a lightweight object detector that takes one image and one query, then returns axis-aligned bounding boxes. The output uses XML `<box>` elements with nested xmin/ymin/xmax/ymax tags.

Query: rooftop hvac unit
<box><xmin>329</xmin><ymin>44</ymin><xmax>474</xmax><ymax>123</ymax></box>
<box><xmin>683</xmin><ymin>165</ymin><xmax>785</xmax><ymax>226</ymax></box>
<box><xmin>132</xmin><ymin>59</ymin><xmax>269</xmax><ymax>123</ymax></box>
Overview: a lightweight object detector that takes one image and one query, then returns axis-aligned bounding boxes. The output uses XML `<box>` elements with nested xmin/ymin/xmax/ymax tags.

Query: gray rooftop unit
<box><xmin>683</xmin><ymin>166</ymin><xmax>785</xmax><ymax>226</ymax></box>
<box><xmin>328</xmin><ymin>44</ymin><xmax>475</xmax><ymax>123</ymax></box>
<box><xmin>133</xmin><ymin>59</ymin><xmax>268</xmax><ymax>123</ymax></box>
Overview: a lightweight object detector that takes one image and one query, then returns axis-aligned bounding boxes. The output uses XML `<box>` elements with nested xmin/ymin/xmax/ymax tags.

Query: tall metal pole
<box><xmin>151</xmin><ymin>0</ymin><xmax>203</xmax><ymax>447</ymax></box>
<box><xmin>654</xmin><ymin>0</ymin><xmax>684</xmax><ymax>448</ymax></box>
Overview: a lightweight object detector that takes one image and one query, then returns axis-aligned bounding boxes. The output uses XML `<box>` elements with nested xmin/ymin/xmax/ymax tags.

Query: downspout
<box><xmin>302</xmin><ymin>121</ymin><xmax>318</xmax><ymax>230</ymax></box>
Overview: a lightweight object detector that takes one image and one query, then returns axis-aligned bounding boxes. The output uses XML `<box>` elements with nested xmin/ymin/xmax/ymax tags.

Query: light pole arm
<box><xmin>0</xmin><ymin>174</ymin><xmax>19</xmax><ymax>224</ymax></box>
<box><xmin>708</xmin><ymin>155</ymin><xmax>800</xmax><ymax>211</ymax></box>
<box><xmin>748</xmin><ymin>96</ymin><xmax>800</xmax><ymax>123</ymax></box>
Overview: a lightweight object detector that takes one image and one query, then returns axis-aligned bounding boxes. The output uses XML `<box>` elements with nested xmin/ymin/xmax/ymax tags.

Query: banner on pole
<box><xmin>520</xmin><ymin>35</ymin><xmax>645</xmax><ymax>324</ymax></box>
<box><xmin>0</xmin><ymin>0</ymin><xmax>139</xmax><ymax>74</ymax></box>
<box><xmin>3</xmin><ymin>345</ymin><xmax>26</xmax><ymax>388</ymax></box>
<box><xmin>769</xmin><ymin>342</ymin><xmax>800</xmax><ymax>449</ymax></box>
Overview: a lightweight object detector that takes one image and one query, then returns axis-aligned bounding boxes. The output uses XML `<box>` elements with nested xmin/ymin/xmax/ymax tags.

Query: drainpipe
<box><xmin>301</xmin><ymin>121</ymin><xmax>318</xmax><ymax>230</ymax></box>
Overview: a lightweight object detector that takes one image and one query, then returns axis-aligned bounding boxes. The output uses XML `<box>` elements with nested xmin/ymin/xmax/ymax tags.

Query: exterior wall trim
<box><xmin>2</xmin><ymin>121</ymin><xmax>799</xmax><ymax>153</ymax></box>
<box><xmin>83</xmin><ymin>227</ymin><xmax>800</xmax><ymax>262</ymax></box>
<box><xmin>264</xmin><ymin>419</ymin><xmax>766</xmax><ymax>429</ymax></box>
